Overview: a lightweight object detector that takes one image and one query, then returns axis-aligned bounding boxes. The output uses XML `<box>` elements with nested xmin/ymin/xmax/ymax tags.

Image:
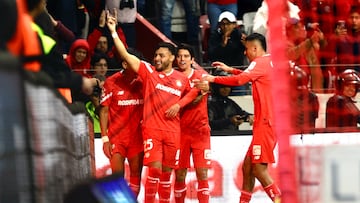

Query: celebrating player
<box><xmin>106</xmin><ymin>10</ymin><xmax>199</xmax><ymax>203</ymax></box>
<box><xmin>203</xmin><ymin>33</ymin><xmax>281</xmax><ymax>203</ymax></box>
<box><xmin>173</xmin><ymin>44</ymin><xmax>211</xmax><ymax>203</ymax></box>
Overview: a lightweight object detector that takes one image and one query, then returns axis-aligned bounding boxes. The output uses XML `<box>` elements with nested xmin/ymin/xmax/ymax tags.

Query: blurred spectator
<box><xmin>253</xmin><ymin>0</ymin><xmax>300</xmax><ymax>52</ymax></box>
<box><xmin>85</xmin><ymin>74</ymin><xmax>105</xmax><ymax>138</ymax></box>
<box><xmin>208</xmin><ymin>11</ymin><xmax>246</xmax><ymax>66</ymax></box>
<box><xmin>326</xmin><ymin>69</ymin><xmax>360</xmax><ymax>128</ymax></box>
<box><xmin>87</xmin><ymin>10</ymin><xmax>128</xmax><ymax>72</ymax></box>
<box><xmin>106</xmin><ymin>0</ymin><xmax>137</xmax><ymax>48</ymax></box>
<box><xmin>293</xmin><ymin>0</ymin><xmax>335</xmax><ymax>37</ymax></box>
<box><xmin>90</xmin><ymin>52</ymin><xmax>109</xmax><ymax>77</ymax></box>
<box><xmin>46</xmin><ymin>0</ymin><xmax>94</xmax><ymax>51</ymax></box>
<box><xmin>159</xmin><ymin>0</ymin><xmax>200</xmax><ymax>46</ymax></box>
<box><xmin>34</xmin><ymin>9</ymin><xmax>76</xmax><ymax>55</ymax></box>
<box><xmin>328</xmin><ymin>5</ymin><xmax>360</xmax><ymax>74</ymax></box>
<box><xmin>285</xmin><ymin>17</ymin><xmax>325</xmax><ymax>92</ymax></box>
<box><xmin>208</xmin><ymin>11</ymin><xmax>249</xmax><ymax>95</ymax></box>
<box><xmin>7</xmin><ymin>0</ymin><xmax>42</xmax><ymax>72</ymax></box>
<box><xmin>8</xmin><ymin>0</ymin><xmax>98</xmax><ymax>103</ymax></box>
<box><xmin>207</xmin><ymin>0</ymin><xmax>238</xmax><ymax>32</ymax></box>
<box><xmin>46</xmin><ymin>0</ymin><xmax>94</xmax><ymax>37</ymax></box>
<box><xmin>289</xmin><ymin>63</ymin><xmax>319</xmax><ymax>132</ymax></box>
<box><xmin>66</xmin><ymin>39</ymin><xmax>92</xmax><ymax>77</ymax></box>
<box><xmin>208</xmin><ymin>71</ymin><xmax>253</xmax><ymax>131</ymax></box>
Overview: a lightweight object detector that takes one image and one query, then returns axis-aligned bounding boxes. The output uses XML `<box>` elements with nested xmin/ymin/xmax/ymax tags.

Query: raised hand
<box><xmin>106</xmin><ymin>9</ymin><xmax>118</xmax><ymax>33</ymax></box>
<box><xmin>99</xmin><ymin>10</ymin><xmax>106</xmax><ymax>28</ymax></box>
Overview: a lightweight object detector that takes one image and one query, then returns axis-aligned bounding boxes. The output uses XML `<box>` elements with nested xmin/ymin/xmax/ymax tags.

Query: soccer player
<box><xmin>173</xmin><ymin>44</ymin><xmax>211</xmax><ymax>203</ymax></box>
<box><xmin>106</xmin><ymin>10</ymin><xmax>199</xmax><ymax>203</ymax></box>
<box><xmin>203</xmin><ymin>33</ymin><xmax>281</xmax><ymax>203</ymax></box>
<box><xmin>99</xmin><ymin>48</ymin><xmax>144</xmax><ymax>198</ymax></box>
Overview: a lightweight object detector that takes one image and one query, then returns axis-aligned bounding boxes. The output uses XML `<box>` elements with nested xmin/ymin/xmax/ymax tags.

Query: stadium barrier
<box><xmin>25</xmin><ymin>72</ymin><xmax>95</xmax><ymax>203</ymax></box>
<box><xmin>0</xmin><ymin>66</ymin><xmax>95</xmax><ymax>203</ymax></box>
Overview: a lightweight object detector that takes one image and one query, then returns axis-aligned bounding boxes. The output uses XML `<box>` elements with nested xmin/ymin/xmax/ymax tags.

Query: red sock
<box><xmin>129</xmin><ymin>176</ymin><xmax>141</xmax><ymax>198</ymax></box>
<box><xmin>174</xmin><ymin>181</ymin><xmax>187</xmax><ymax>203</ymax></box>
<box><xmin>197</xmin><ymin>180</ymin><xmax>209</xmax><ymax>203</ymax></box>
<box><xmin>145</xmin><ymin>167</ymin><xmax>161</xmax><ymax>203</ymax></box>
<box><xmin>158</xmin><ymin>171</ymin><xmax>172</xmax><ymax>203</ymax></box>
<box><xmin>239</xmin><ymin>190</ymin><xmax>252</xmax><ymax>203</ymax></box>
<box><xmin>264</xmin><ymin>183</ymin><xmax>281</xmax><ymax>201</ymax></box>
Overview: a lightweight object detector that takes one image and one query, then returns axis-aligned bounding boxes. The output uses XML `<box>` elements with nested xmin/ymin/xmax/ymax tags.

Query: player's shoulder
<box><xmin>139</xmin><ymin>60</ymin><xmax>154</xmax><ymax>72</ymax></box>
<box><xmin>172</xmin><ymin>69</ymin><xmax>188</xmax><ymax>79</ymax></box>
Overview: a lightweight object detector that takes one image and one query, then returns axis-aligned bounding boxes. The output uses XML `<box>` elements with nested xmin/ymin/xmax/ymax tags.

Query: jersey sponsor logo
<box><xmin>117</xmin><ymin>99</ymin><xmax>144</xmax><ymax>106</ymax></box>
<box><xmin>155</xmin><ymin>83</ymin><xmax>181</xmax><ymax>96</ymax></box>
<box><xmin>253</xmin><ymin>145</ymin><xmax>261</xmax><ymax>160</ymax></box>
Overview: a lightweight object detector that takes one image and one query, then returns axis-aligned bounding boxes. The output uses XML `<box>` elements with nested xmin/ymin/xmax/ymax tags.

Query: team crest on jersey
<box><xmin>159</xmin><ymin>74</ymin><xmax>165</xmax><ymax>78</ymax></box>
<box><xmin>117</xmin><ymin>90</ymin><xmax>124</xmax><ymax>95</ymax></box>
<box><xmin>175</xmin><ymin>80</ymin><xmax>182</xmax><ymax>87</ymax></box>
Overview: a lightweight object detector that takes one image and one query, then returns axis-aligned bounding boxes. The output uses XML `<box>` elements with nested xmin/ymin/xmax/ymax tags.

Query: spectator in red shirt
<box><xmin>66</xmin><ymin>39</ymin><xmax>91</xmax><ymax>77</ymax></box>
<box><xmin>87</xmin><ymin>9</ymin><xmax>128</xmax><ymax>74</ymax></box>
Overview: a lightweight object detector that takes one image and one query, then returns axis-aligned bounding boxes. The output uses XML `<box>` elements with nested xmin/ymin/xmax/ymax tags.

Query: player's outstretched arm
<box><xmin>106</xmin><ymin>9</ymin><xmax>140</xmax><ymax>72</ymax></box>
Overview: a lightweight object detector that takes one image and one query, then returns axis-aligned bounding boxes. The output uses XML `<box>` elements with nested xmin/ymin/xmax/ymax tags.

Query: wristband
<box><xmin>101</xmin><ymin>135</ymin><xmax>109</xmax><ymax>143</ymax></box>
<box><xmin>111</xmin><ymin>32</ymin><xmax>119</xmax><ymax>39</ymax></box>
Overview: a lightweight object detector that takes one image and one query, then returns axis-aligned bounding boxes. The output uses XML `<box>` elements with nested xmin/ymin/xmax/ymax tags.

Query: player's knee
<box><xmin>195</xmin><ymin>168</ymin><xmax>208</xmax><ymax>180</ymax></box>
<box><xmin>251</xmin><ymin>163</ymin><xmax>267</xmax><ymax>179</ymax></box>
<box><xmin>175</xmin><ymin>168</ymin><xmax>187</xmax><ymax>181</ymax></box>
<box><xmin>148</xmin><ymin>167</ymin><xmax>162</xmax><ymax>179</ymax></box>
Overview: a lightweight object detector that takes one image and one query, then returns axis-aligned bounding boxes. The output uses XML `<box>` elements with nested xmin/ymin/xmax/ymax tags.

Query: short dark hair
<box><xmin>26</xmin><ymin>0</ymin><xmax>41</xmax><ymax>12</ymax></box>
<box><xmin>156</xmin><ymin>42</ymin><xmax>176</xmax><ymax>55</ymax></box>
<box><xmin>245</xmin><ymin>32</ymin><xmax>267</xmax><ymax>52</ymax></box>
<box><xmin>90</xmin><ymin>52</ymin><xmax>109</xmax><ymax>66</ymax></box>
<box><xmin>176</xmin><ymin>43</ymin><xmax>195</xmax><ymax>59</ymax></box>
<box><xmin>350</xmin><ymin>5</ymin><xmax>360</xmax><ymax>15</ymax></box>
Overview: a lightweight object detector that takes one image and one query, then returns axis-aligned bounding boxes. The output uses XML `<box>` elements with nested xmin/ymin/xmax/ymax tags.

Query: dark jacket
<box><xmin>208</xmin><ymin>27</ymin><xmax>246</xmax><ymax>66</ymax></box>
<box><xmin>326</xmin><ymin>94</ymin><xmax>360</xmax><ymax>128</ymax></box>
<box><xmin>208</xmin><ymin>84</ymin><xmax>251</xmax><ymax>130</ymax></box>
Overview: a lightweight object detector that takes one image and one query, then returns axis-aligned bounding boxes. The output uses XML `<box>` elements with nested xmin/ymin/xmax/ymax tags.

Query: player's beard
<box><xmin>155</xmin><ymin>60</ymin><xmax>171</xmax><ymax>72</ymax></box>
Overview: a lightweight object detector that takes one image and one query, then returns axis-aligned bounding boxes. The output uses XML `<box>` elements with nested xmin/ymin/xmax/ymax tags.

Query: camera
<box><xmin>92</xmin><ymin>85</ymin><xmax>102</xmax><ymax>98</ymax></box>
<box><xmin>337</xmin><ymin>20</ymin><xmax>346</xmax><ymax>29</ymax></box>
<box><xmin>119</xmin><ymin>0</ymin><xmax>134</xmax><ymax>9</ymax></box>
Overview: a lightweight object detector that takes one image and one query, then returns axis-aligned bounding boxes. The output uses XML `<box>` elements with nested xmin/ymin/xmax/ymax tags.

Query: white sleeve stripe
<box><xmin>143</xmin><ymin>61</ymin><xmax>153</xmax><ymax>73</ymax></box>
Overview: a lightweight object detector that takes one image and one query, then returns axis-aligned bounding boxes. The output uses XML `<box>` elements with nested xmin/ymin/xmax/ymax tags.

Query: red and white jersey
<box><xmin>100</xmin><ymin>71</ymin><xmax>143</xmax><ymax>141</ymax></box>
<box><xmin>138</xmin><ymin>61</ymin><xmax>193</xmax><ymax>132</ymax></box>
<box><xmin>180</xmin><ymin>68</ymin><xmax>210</xmax><ymax>133</ymax></box>
<box><xmin>215</xmin><ymin>54</ymin><xmax>274</xmax><ymax>130</ymax></box>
